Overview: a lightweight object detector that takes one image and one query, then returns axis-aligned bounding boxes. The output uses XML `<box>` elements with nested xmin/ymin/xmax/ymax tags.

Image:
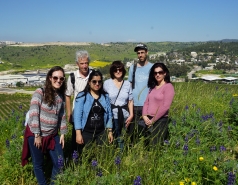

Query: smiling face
<box><xmin>89</xmin><ymin>75</ymin><xmax>102</xmax><ymax>92</ymax></box>
<box><xmin>154</xmin><ymin>67</ymin><xmax>166</xmax><ymax>84</ymax></box>
<box><xmin>49</xmin><ymin>70</ymin><xmax>65</xmax><ymax>89</ymax></box>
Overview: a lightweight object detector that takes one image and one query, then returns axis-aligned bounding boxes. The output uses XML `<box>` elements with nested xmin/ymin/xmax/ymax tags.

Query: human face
<box><xmin>89</xmin><ymin>76</ymin><xmax>102</xmax><ymax>92</ymax></box>
<box><xmin>77</xmin><ymin>57</ymin><xmax>89</xmax><ymax>76</ymax></box>
<box><xmin>154</xmin><ymin>67</ymin><xmax>166</xmax><ymax>84</ymax></box>
<box><xmin>137</xmin><ymin>49</ymin><xmax>148</xmax><ymax>62</ymax></box>
<box><xmin>50</xmin><ymin>70</ymin><xmax>65</xmax><ymax>89</ymax></box>
<box><xmin>113</xmin><ymin>67</ymin><xmax>123</xmax><ymax>79</ymax></box>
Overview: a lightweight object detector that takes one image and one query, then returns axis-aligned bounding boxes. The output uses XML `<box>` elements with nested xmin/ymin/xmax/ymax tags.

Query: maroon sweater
<box><xmin>21</xmin><ymin>125</ymin><xmax>57</xmax><ymax>166</ymax></box>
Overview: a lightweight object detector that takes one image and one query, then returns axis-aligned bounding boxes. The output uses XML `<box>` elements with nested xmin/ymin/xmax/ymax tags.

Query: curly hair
<box><xmin>44</xmin><ymin>66</ymin><xmax>66</xmax><ymax>106</ymax></box>
<box><xmin>148</xmin><ymin>62</ymin><xmax>171</xmax><ymax>89</ymax></box>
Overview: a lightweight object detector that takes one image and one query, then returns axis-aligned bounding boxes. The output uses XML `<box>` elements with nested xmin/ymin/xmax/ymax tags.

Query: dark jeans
<box><xmin>144</xmin><ymin>117</ymin><xmax>169</xmax><ymax>146</ymax></box>
<box><xmin>127</xmin><ymin>106</ymin><xmax>144</xmax><ymax>144</ymax></box>
<box><xmin>28</xmin><ymin>135</ymin><xmax>64</xmax><ymax>185</ymax></box>
<box><xmin>113</xmin><ymin>119</ymin><xmax>126</xmax><ymax>150</ymax></box>
<box><xmin>71</xmin><ymin>125</ymin><xmax>77</xmax><ymax>154</ymax></box>
<box><xmin>76</xmin><ymin>130</ymin><xmax>106</xmax><ymax>155</ymax></box>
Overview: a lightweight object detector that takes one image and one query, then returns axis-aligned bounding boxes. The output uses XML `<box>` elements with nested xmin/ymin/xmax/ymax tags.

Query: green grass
<box><xmin>0</xmin><ymin>82</ymin><xmax>238</xmax><ymax>184</ymax></box>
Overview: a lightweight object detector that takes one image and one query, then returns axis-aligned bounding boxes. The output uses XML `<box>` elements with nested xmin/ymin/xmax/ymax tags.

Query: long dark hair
<box><xmin>82</xmin><ymin>70</ymin><xmax>107</xmax><ymax>96</ymax></box>
<box><xmin>148</xmin><ymin>62</ymin><xmax>171</xmax><ymax>89</ymax></box>
<box><xmin>44</xmin><ymin>66</ymin><xmax>66</xmax><ymax>106</ymax></box>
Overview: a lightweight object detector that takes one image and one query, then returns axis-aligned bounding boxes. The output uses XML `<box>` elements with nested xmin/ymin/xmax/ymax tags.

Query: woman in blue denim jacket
<box><xmin>74</xmin><ymin>70</ymin><xmax>113</xmax><ymax>153</ymax></box>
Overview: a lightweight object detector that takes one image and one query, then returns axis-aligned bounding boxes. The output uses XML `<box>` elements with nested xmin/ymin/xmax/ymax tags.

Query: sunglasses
<box><xmin>154</xmin><ymin>71</ymin><xmax>165</xmax><ymax>75</ymax></box>
<box><xmin>114</xmin><ymin>68</ymin><xmax>123</xmax><ymax>72</ymax></box>
<box><xmin>91</xmin><ymin>80</ymin><xmax>102</xmax><ymax>85</ymax></box>
<box><xmin>52</xmin><ymin>76</ymin><xmax>65</xmax><ymax>82</ymax></box>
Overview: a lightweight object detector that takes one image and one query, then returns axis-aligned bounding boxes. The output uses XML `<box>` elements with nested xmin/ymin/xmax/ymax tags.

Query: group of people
<box><xmin>21</xmin><ymin>44</ymin><xmax>175</xmax><ymax>185</ymax></box>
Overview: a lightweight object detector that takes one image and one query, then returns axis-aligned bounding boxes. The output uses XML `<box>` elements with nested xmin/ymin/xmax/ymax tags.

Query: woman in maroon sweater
<box><xmin>142</xmin><ymin>62</ymin><xmax>175</xmax><ymax>145</ymax></box>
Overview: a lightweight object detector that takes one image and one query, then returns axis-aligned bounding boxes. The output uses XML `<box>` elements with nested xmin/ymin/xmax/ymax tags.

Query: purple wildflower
<box><xmin>164</xmin><ymin>140</ymin><xmax>170</xmax><ymax>145</ymax></box>
<box><xmin>11</xmin><ymin>134</ymin><xmax>16</xmax><ymax>139</ymax></box>
<box><xmin>114</xmin><ymin>156</ymin><xmax>121</xmax><ymax>166</ymax></box>
<box><xmin>92</xmin><ymin>160</ymin><xmax>98</xmax><ymax>167</ymax></box>
<box><xmin>72</xmin><ymin>150</ymin><xmax>79</xmax><ymax>163</ymax></box>
<box><xmin>220</xmin><ymin>146</ymin><xmax>226</xmax><ymax>152</ymax></box>
<box><xmin>196</xmin><ymin>137</ymin><xmax>200</xmax><ymax>145</ymax></box>
<box><xmin>19</xmin><ymin>105</ymin><xmax>22</xmax><ymax>109</ymax></box>
<box><xmin>96</xmin><ymin>170</ymin><xmax>103</xmax><ymax>177</ymax></box>
<box><xmin>185</xmin><ymin>105</ymin><xmax>189</xmax><ymax>110</ymax></box>
<box><xmin>58</xmin><ymin>155</ymin><xmax>64</xmax><ymax>171</ymax></box>
<box><xmin>6</xmin><ymin>139</ymin><xmax>10</xmax><ymax>148</ymax></box>
<box><xmin>227</xmin><ymin>172</ymin><xmax>236</xmax><ymax>185</ymax></box>
<box><xmin>183</xmin><ymin>144</ymin><xmax>189</xmax><ymax>155</ymax></box>
<box><xmin>184</xmin><ymin>136</ymin><xmax>188</xmax><ymax>142</ymax></box>
<box><xmin>134</xmin><ymin>176</ymin><xmax>142</xmax><ymax>185</ymax></box>
<box><xmin>228</xmin><ymin>126</ymin><xmax>232</xmax><ymax>131</ymax></box>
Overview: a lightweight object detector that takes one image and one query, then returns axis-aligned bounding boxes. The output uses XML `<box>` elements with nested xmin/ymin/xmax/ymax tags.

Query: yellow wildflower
<box><xmin>191</xmin><ymin>182</ymin><xmax>197</xmax><ymax>185</ymax></box>
<box><xmin>20</xmin><ymin>136</ymin><xmax>24</xmax><ymax>139</ymax></box>
<box><xmin>213</xmin><ymin>166</ymin><xmax>218</xmax><ymax>171</ymax></box>
<box><xmin>233</xmin><ymin>94</ymin><xmax>238</xmax><ymax>97</ymax></box>
<box><xmin>199</xmin><ymin>157</ymin><xmax>204</xmax><ymax>161</ymax></box>
<box><xmin>185</xmin><ymin>178</ymin><xmax>190</xmax><ymax>182</ymax></box>
<box><xmin>179</xmin><ymin>181</ymin><xmax>185</xmax><ymax>185</ymax></box>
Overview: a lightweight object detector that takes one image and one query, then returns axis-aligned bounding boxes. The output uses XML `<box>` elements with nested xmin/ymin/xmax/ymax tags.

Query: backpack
<box><xmin>24</xmin><ymin>88</ymin><xmax>44</xmax><ymax>126</ymax></box>
<box><xmin>70</xmin><ymin>72</ymin><xmax>75</xmax><ymax>90</ymax></box>
<box><xmin>132</xmin><ymin>62</ymin><xmax>137</xmax><ymax>89</ymax></box>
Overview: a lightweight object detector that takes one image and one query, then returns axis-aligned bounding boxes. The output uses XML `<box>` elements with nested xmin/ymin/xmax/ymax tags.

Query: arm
<box><xmin>142</xmin><ymin>93</ymin><xmax>153</xmax><ymax>125</ymax></box>
<box><xmin>28</xmin><ymin>88</ymin><xmax>43</xmax><ymax>134</ymax></box>
<box><xmin>74</xmin><ymin>93</ymin><xmax>85</xmax><ymax>144</ymax></box>
<box><xmin>125</xmin><ymin>101</ymin><xmax>133</xmax><ymax>128</ymax></box>
<box><xmin>65</xmin><ymin>75</ymin><xmax>74</xmax><ymax>123</ymax></box>
<box><xmin>59</xmin><ymin>99</ymin><xmax>67</xmax><ymax>148</ymax></box>
<box><xmin>105</xmin><ymin>94</ymin><xmax>113</xmax><ymax>143</ymax></box>
<box><xmin>153</xmin><ymin>84</ymin><xmax>175</xmax><ymax>122</ymax></box>
<box><xmin>65</xmin><ymin>95</ymin><xmax>72</xmax><ymax>123</ymax></box>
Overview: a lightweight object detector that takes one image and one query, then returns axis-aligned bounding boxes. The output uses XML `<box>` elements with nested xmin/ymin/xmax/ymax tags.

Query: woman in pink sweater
<box><xmin>142</xmin><ymin>62</ymin><xmax>175</xmax><ymax>145</ymax></box>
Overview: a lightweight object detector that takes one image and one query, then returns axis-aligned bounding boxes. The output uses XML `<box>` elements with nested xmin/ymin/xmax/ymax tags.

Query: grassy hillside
<box><xmin>0</xmin><ymin>42</ymin><xmax>204</xmax><ymax>72</ymax></box>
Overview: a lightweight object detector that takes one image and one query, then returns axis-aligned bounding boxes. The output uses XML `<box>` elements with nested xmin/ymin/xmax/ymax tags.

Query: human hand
<box><xmin>60</xmin><ymin>134</ymin><xmax>65</xmax><ymax>149</ymax></box>
<box><xmin>76</xmin><ymin>133</ymin><xmax>84</xmax><ymax>144</ymax></box>
<box><xmin>125</xmin><ymin>115</ymin><xmax>133</xmax><ymax>128</ymax></box>
<box><xmin>143</xmin><ymin>116</ymin><xmax>152</xmax><ymax>126</ymax></box>
<box><xmin>108</xmin><ymin>132</ymin><xmax>113</xmax><ymax>144</ymax></box>
<box><xmin>34</xmin><ymin>135</ymin><xmax>42</xmax><ymax>149</ymax></box>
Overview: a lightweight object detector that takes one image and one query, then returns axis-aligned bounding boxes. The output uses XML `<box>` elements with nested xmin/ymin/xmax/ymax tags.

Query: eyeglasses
<box><xmin>154</xmin><ymin>71</ymin><xmax>165</xmax><ymax>75</ymax></box>
<box><xmin>52</xmin><ymin>76</ymin><xmax>65</xmax><ymax>82</ymax></box>
<box><xmin>91</xmin><ymin>80</ymin><xmax>102</xmax><ymax>85</ymax></box>
<box><xmin>114</xmin><ymin>68</ymin><xmax>123</xmax><ymax>72</ymax></box>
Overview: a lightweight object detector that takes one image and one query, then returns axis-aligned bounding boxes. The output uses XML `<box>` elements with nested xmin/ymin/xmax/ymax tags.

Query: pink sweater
<box><xmin>142</xmin><ymin>83</ymin><xmax>175</xmax><ymax>122</ymax></box>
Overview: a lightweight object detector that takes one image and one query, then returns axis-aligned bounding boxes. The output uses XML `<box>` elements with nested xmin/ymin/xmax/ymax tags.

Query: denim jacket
<box><xmin>74</xmin><ymin>91</ymin><xmax>113</xmax><ymax>131</ymax></box>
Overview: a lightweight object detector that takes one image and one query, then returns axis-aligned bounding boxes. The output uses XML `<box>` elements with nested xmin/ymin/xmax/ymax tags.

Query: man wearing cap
<box><xmin>128</xmin><ymin>43</ymin><xmax>153</xmax><ymax>139</ymax></box>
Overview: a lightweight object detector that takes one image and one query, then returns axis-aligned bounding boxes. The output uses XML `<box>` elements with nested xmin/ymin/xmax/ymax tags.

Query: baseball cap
<box><xmin>134</xmin><ymin>43</ymin><xmax>148</xmax><ymax>52</ymax></box>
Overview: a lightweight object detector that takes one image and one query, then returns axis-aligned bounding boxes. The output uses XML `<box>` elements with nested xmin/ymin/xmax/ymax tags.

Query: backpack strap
<box><xmin>70</xmin><ymin>72</ymin><xmax>75</xmax><ymax>90</ymax></box>
<box><xmin>132</xmin><ymin>62</ymin><xmax>137</xmax><ymax>90</ymax></box>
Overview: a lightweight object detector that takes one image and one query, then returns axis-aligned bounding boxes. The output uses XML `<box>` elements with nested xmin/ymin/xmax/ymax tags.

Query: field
<box><xmin>0</xmin><ymin>82</ymin><xmax>238</xmax><ymax>184</ymax></box>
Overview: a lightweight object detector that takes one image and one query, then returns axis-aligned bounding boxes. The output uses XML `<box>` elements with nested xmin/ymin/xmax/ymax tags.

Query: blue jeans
<box><xmin>113</xmin><ymin>119</ymin><xmax>126</xmax><ymax>150</ymax></box>
<box><xmin>28</xmin><ymin>135</ymin><xmax>64</xmax><ymax>185</ymax></box>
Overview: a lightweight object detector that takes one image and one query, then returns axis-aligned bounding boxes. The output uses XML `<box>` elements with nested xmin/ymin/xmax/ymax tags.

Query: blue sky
<box><xmin>0</xmin><ymin>0</ymin><xmax>237</xmax><ymax>43</ymax></box>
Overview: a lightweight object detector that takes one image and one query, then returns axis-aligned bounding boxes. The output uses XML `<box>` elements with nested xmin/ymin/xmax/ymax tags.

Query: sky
<box><xmin>0</xmin><ymin>0</ymin><xmax>237</xmax><ymax>43</ymax></box>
